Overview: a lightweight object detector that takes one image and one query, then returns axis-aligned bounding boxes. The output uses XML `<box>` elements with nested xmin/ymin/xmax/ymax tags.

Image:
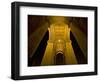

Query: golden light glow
<box><xmin>41</xmin><ymin>16</ymin><xmax>77</xmax><ymax>65</ymax></box>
